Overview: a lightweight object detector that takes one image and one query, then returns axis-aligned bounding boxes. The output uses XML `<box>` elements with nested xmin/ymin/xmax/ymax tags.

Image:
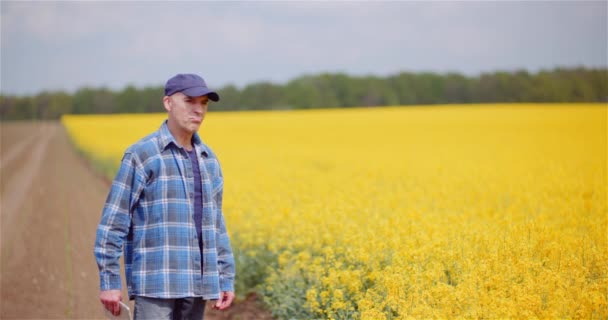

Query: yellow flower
<box><xmin>63</xmin><ymin>104</ymin><xmax>608</xmax><ymax>319</ymax></box>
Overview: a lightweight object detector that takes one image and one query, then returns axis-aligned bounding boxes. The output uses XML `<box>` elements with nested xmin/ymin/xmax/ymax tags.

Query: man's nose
<box><xmin>192</xmin><ymin>105</ymin><xmax>203</xmax><ymax>114</ymax></box>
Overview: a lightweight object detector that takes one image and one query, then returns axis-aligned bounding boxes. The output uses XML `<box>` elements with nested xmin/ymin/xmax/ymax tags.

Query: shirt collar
<box><xmin>158</xmin><ymin>120</ymin><xmax>205</xmax><ymax>155</ymax></box>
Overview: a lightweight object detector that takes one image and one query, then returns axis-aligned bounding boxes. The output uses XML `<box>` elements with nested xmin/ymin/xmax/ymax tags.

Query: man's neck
<box><xmin>167</xmin><ymin>120</ymin><xmax>194</xmax><ymax>151</ymax></box>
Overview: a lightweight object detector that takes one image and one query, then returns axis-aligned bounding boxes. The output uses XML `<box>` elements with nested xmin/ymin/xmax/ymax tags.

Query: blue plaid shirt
<box><xmin>94</xmin><ymin>121</ymin><xmax>235</xmax><ymax>300</ymax></box>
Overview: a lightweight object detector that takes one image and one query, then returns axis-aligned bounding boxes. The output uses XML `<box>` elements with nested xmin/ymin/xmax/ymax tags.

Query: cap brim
<box><xmin>181</xmin><ymin>87</ymin><xmax>220</xmax><ymax>102</ymax></box>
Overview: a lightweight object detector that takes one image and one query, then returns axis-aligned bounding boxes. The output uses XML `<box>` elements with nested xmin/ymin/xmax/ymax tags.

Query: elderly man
<box><xmin>95</xmin><ymin>74</ymin><xmax>235</xmax><ymax>319</ymax></box>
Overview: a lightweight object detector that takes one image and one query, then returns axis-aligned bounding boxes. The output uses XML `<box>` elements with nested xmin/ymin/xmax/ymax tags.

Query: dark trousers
<box><xmin>134</xmin><ymin>296</ymin><xmax>206</xmax><ymax>320</ymax></box>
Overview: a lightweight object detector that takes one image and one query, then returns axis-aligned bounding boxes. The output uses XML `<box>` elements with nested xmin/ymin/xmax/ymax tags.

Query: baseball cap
<box><xmin>164</xmin><ymin>73</ymin><xmax>220</xmax><ymax>102</ymax></box>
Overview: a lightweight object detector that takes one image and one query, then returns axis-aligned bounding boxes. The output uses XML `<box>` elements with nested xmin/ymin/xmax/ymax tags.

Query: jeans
<box><xmin>133</xmin><ymin>296</ymin><xmax>206</xmax><ymax>320</ymax></box>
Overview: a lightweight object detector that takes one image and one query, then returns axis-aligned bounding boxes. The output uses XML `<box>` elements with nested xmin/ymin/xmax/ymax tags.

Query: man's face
<box><xmin>164</xmin><ymin>92</ymin><xmax>209</xmax><ymax>134</ymax></box>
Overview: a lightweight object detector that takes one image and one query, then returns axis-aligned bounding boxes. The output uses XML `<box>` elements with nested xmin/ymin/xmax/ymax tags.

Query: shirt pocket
<box><xmin>140</xmin><ymin>180</ymin><xmax>165</xmax><ymax>224</ymax></box>
<box><xmin>203</xmin><ymin>157</ymin><xmax>223</xmax><ymax>207</ymax></box>
<box><xmin>203</xmin><ymin>158</ymin><xmax>223</xmax><ymax>194</ymax></box>
<box><xmin>142</xmin><ymin>178</ymin><xmax>187</xmax><ymax>224</ymax></box>
<box><xmin>211</xmin><ymin>176</ymin><xmax>223</xmax><ymax>196</ymax></box>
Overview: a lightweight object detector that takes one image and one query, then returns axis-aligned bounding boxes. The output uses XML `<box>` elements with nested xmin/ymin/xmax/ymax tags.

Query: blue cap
<box><xmin>164</xmin><ymin>73</ymin><xmax>220</xmax><ymax>101</ymax></box>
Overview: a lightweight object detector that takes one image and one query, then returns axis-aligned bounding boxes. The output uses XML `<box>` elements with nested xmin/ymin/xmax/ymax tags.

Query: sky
<box><xmin>1</xmin><ymin>1</ymin><xmax>606</xmax><ymax>96</ymax></box>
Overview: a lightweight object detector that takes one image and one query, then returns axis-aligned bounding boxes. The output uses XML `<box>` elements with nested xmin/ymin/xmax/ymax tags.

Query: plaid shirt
<box><xmin>94</xmin><ymin>121</ymin><xmax>235</xmax><ymax>300</ymax></box>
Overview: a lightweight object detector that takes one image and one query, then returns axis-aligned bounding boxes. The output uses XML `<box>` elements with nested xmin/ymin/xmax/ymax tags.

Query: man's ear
<box><xmin>163</xmin><ymin>96</ymin><xmax>172</xmax><ymax>112</ymax></box>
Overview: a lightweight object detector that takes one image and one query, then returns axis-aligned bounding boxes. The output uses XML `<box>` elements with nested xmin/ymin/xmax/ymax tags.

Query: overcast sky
<box><xmin>1</xmin><ymin>1</ymin><xmax>606</xmax><ymax>95</ymax></box>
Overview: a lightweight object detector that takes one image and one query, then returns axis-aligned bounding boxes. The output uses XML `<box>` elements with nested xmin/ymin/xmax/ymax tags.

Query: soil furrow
<box><xmin>0</xmin><ymin>121</ymin><xmax>271</xmax><ymax>319</ymax></box>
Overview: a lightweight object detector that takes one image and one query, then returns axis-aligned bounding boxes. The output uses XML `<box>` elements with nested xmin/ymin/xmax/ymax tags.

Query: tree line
<box><xmin>1</xmin><ymin>67</ymin><xmax>606</xmax><ymax>120</ymax></box>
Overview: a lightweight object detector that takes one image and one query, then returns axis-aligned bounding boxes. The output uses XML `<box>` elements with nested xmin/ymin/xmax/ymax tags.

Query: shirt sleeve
<box><xmin>214</xmin><ymin>170</ymin><xmax>236</xmax><ymax>293</ymax></box>
<box><xmin>94</xmin><ymin>151</ymin><xmax>146</xmax><ymax>291</ymax></box>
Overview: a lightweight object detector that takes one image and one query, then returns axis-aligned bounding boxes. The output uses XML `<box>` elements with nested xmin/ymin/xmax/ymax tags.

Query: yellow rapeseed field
<box><xmin>62</xmin><ymin>104</ymin><xmax>607</xmax><ymax>319</ymax></box>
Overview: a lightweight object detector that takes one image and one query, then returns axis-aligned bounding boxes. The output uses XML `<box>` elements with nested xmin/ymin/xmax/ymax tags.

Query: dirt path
<box><xmin>0</xmin><ymin>121</ymin><xmax>271</xmax><ymax>320</ymax></box>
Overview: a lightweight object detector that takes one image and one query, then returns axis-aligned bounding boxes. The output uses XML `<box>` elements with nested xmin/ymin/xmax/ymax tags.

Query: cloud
<box><xmin>1</xmin><ymin>1</ymin><xmax>606</xmax><ymax>95</ymax></box>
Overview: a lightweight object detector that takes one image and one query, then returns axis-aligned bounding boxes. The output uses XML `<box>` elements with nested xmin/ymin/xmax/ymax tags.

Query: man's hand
<box><xmin>213</xmin><ymin>291</ymin><xmax>235</xmax><ymax>310</ymax></box>
<box><xmin>100</xmin><ymin>289</ymin><xmax>123</xmax><ymax>316</ymax></box>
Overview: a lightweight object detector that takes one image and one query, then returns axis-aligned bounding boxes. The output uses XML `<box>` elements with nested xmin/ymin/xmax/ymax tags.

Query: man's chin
<box><xmin>189</xmin><ymin>124</ymin><xmax>202</xmax><ymax>133</ymax></box>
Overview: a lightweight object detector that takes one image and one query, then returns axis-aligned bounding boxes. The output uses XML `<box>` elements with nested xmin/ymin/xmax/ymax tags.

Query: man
<box><xmin>94</xmin><ymin>73</ymin><xmax>235</xmax><ymax>319</ymax></box>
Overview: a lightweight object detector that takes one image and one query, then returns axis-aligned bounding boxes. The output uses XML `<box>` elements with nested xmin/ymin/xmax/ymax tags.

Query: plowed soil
<box><xmin>0</xmin><ymin>121</ymin><xmax>272</xmax><ymax>320</ymax></box>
